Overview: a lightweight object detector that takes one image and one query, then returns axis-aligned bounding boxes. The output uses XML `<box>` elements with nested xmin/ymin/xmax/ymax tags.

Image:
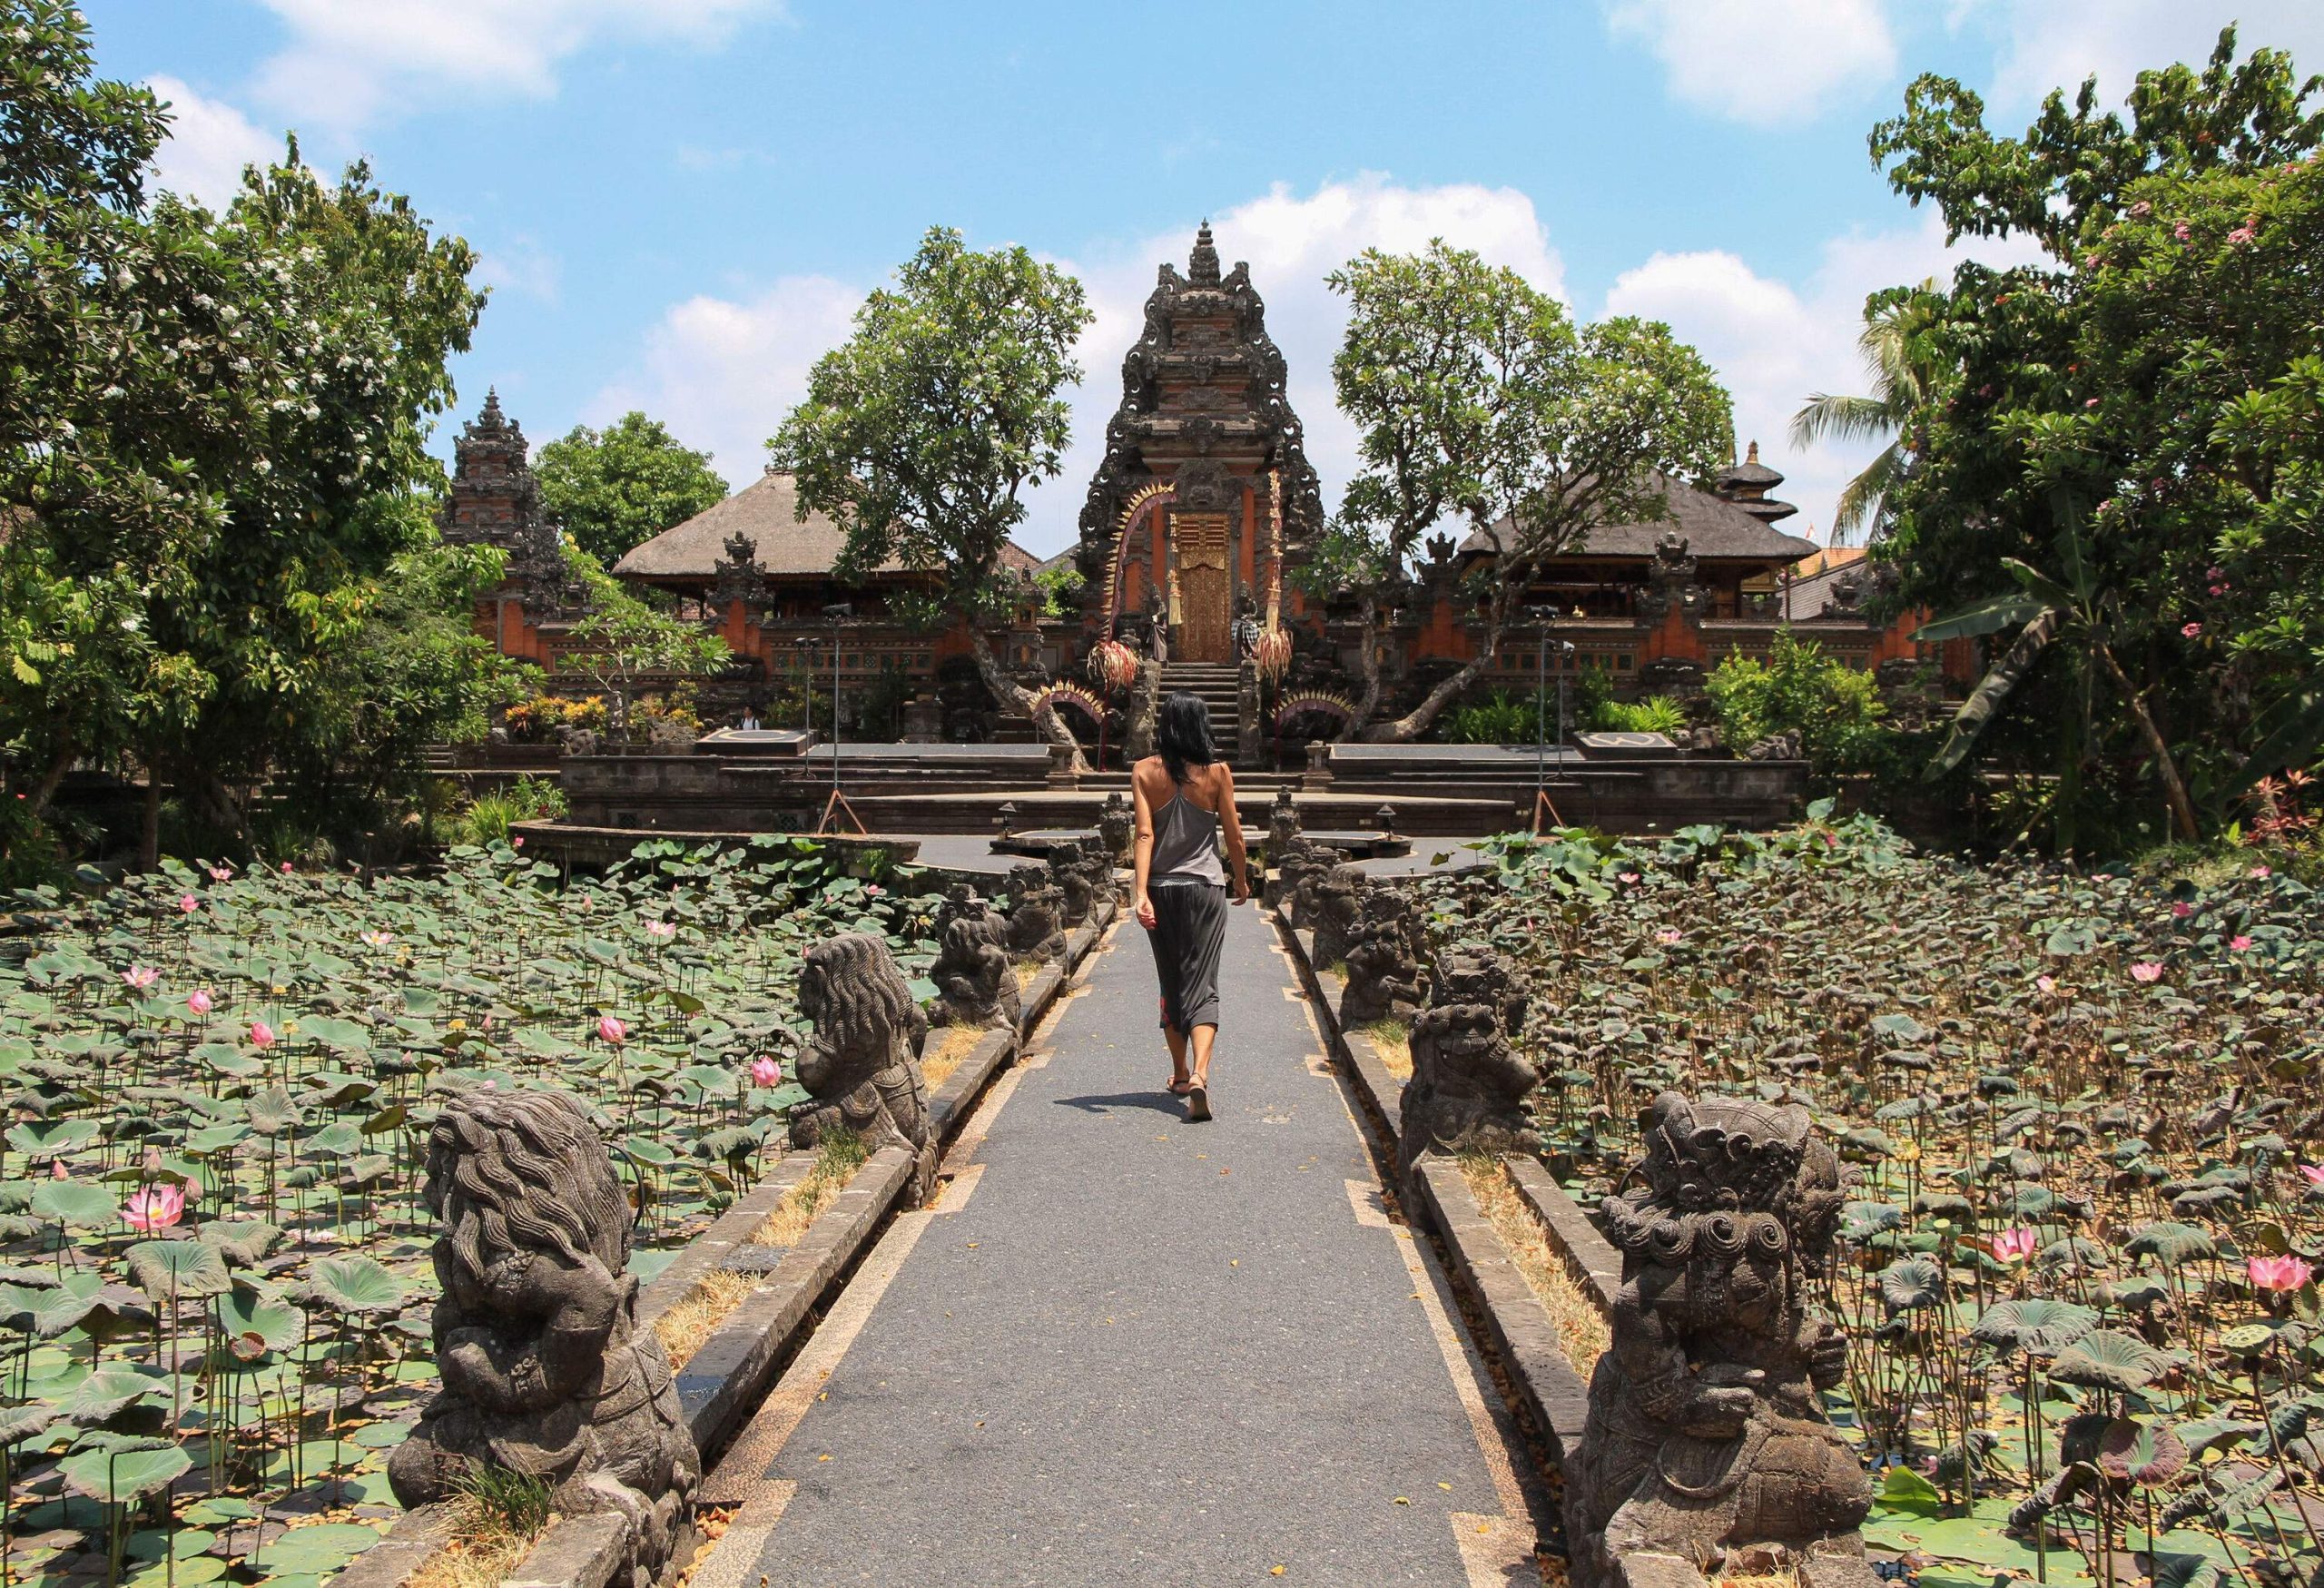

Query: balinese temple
<box><xmin>448</xmin><ymin>223</ymin><xmax>1956</xmax><ymax>753</ymax></box>
<box><xmin>1070</xmin><ymin>221</ymin><xmax>1324</xmax><ymax>663</ymax></box>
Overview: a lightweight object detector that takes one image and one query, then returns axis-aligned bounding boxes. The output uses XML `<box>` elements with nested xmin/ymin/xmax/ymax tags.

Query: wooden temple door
<box><xmin>1172</xmin><ymin>513</ymin><xmax>1231</xmax><ymax>662</ymax></box>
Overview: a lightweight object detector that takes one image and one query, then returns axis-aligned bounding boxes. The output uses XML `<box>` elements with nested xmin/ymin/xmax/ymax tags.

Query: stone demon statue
<box><xmin>793</xmin><ymin>933</ymin><xmax>939</xmax><ymax>1202</ymax></box>
<box><xmin>1053</xmin><ymin>840</ymin><xmax>1096</xmax><ymax>927</ymax></box>
<box><xmin>1566</xmin><ymin>1091</ymin><xmax>1870</xmax><ymax>1588</ymax></box>
<box><xmin>1306</xmin><ymin>863</ymin><xmax>1369</xmax><ymax>970</ymax></box>
<box><xmin>389</xmin><ymin>1089</ymin><xmax>698</xmax><ymax>1588</ymax></box>
<box><xmin>1277</xmin><ymin>840</ymin><xmax>1344</xmax><ymax>921</ymax></box>
<box><xmin>930</xmin><ymin>897</ymin><xmax>1020</xmax><ymax>1031</ymax></box>
<box><xmin>1265</xmin><ymin>787</ymin><xmax>1300</xmax><ymax>857</ymax></box>
<box><xmin>1003</xmin><ymin>863</ymin><xmax>1068</xmax><ymax>963</ymax></box>
<box><xmin>1338</xmin><ymin>886</ymin><xmax>1428</xmax><ymax>1029</ymax></box>
<box><xmin>1074</xmin><ymin>840</ymin><xmax>1120</xmax><ymax>914</ymax></box>
<box><xmin>1098</xmin><ymin>791</ymin><xmax>1135</xmax><ymax>866</ymax></box>
<box><xmin>1399</xmin><ymin>948</ymin><xmax>1535</xmax><ymax>1168</ymax></box>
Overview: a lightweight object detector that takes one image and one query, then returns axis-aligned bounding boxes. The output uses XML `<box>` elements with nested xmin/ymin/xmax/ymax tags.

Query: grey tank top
<box><xmin>1151</xmin><ymin>784</ymin><xmax>1226</xmax><ymax>886</ymax></box>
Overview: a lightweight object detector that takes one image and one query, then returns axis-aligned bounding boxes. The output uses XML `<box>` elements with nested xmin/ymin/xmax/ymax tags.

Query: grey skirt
<box><xmin>1147</xmin><ymin>882</ymin><xmax>1227</xmax><ymax>1032</ymax></box>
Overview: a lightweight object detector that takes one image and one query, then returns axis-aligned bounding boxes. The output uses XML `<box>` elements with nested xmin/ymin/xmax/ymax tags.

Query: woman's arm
<box><xmin>1130</xmin><ymin>763</ymin><xmax>1157</xmax><ymax>930</ymax></box>
<box><xmin>1216</xmin><ymin>764</ymin><xmax>1250</xmax><ymax>903</ymax></box>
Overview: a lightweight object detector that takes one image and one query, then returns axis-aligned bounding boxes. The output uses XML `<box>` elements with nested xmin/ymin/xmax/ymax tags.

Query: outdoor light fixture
<box><xmin>997</xmin><ymin>801</ymin><xmax>1019</xmax><ymax>839</ymax></box>
<box><xmin>1375</xmin><ymin>804</ymin><xmax>1398</xmax><ymax>837</ymax></box>
<box><xmin>1526</xmin><ymin>606</ymin><xmax>1578</xmax><ymax>833</ymax></box>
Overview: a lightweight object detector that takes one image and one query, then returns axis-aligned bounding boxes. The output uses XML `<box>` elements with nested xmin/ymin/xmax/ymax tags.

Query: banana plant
<box><xmin>1915</xmin><ymin>492</ymin><xmax>2199</xmax><ymax>841</ymax></box>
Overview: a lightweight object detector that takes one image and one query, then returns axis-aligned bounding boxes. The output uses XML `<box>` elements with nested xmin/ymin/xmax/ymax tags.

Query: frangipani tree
<box><xmin>1325</xmin><ymin>242</ymin><xmax>1732</xmax><ymax>742</ymax></box>
<box><xmin>771</xmin><ymin>226</ymin><xmax>1093</xmax><ymax>763</ymax></box>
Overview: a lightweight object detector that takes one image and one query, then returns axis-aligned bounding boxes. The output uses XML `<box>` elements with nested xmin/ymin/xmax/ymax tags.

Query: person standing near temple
<box><xmin>1129</xmin><ymin>694</ymin><xmax>1249</xmax><ymax>1122</ymax></box>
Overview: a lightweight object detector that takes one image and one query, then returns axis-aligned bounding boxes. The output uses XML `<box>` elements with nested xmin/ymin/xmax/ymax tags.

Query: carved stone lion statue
<box><xmin>1052</xmin><ymin>841</ymin><xmax>1096</xmax><ymax>927</ymax></box>
<box><xmin>1098</xmin><ymin>791</ymin><xmax>1134</xmax><ymax>866</ymax></box>
<box><xmin>1399</xmin><ymin>949</ymin><xmax>1536</xmax><ymax>1169</ymax></box>
<box><xmin>1567</xmin><ymin>1091</ymin><xmax>1869</xmax><ymax>1588</ymax></box>
<box><xmin>1265</xmin><ymin>787</ymin><xmax>1300</xmax><ymax>858</ymax></box>
<box><xmin>930</xmin><ymin>898</ymin><xmax>1020</xmax><ymax>1031</ymax></box>
<box><xmin>1070</xmin><ymin>838</ymin><xmax>1119</xmax><ymax>915</ymax></box>
<box><xmin>1338</xmin><ymin>886</ymin><xmax>1428</xmax><ymax>1030</ymax></box>
<box><xmin>793</xmin><ymin>934</ymin><xmax>938</xmax><ymax>1203</ymax></box>
<box><xmin>1003</xmin><ymin>864</ymin><xmax>1068</xmax><ymax>964</ymax></box>
<box><xmin>389</xmin><ymin>1089</ymin><xmax>698</xmax><ymax>1588</ymax></box>
<box><xmin>1278</xmin><ymin>841</ymin><xmax>1346</xmax><ymax>922</ymax></box>
<box><xmin>1306</xmin><ymin>863</ymin><xmax>1369</xmax><ymax>971</ymax></box>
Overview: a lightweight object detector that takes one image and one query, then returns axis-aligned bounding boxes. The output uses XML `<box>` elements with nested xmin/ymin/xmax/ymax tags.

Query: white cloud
<box><xmin>249</xmin><ymin>0</ymin><xmax>785</xmax><ymax>132</ymax></box>
<box><xmin>1963</xmin><ymin>0</ymin><xmax>2324</xmax><ymax>113</ymax></box>
<box><xmin>589</xmin><ymin>275</ymin><xmax>862</xmax><ymax>484</ymax></box>
<box><xmin>477</xmin><ymin>239</ymin><xmax>565</xmax><ymax>305</ymax></box>
<box><xmin>1601</xmin><ymin>0</ymin><xmax>1898</xmax><ymax>126</ymax></box>
<box><xmin>145</xmin><ymin>75</ymin><xmax>280</xmax><ymax>210</ymax></box>
<box><xmin>1603</xmin><ymin>212</ymin><xmax>2043</xmax><ymax>546</ymax></box>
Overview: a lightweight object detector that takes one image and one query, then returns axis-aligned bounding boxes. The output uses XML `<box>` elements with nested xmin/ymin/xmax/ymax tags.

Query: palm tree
<box><xmin>1788</xmin><ymin>282</ymin><xmax>1945</xmax><ymax>545</ymax></box>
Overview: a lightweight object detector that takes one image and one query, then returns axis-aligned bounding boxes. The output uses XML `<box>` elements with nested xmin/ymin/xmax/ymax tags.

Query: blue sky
<box><xmin>92</xmin><ymin>0</ymin><xmax>2324</xmax><ymax>557</ymax></box>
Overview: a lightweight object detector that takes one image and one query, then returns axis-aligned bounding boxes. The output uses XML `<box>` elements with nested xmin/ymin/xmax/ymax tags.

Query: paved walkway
<box><xmin>697</xmin><ymin>903</ymin><xmax>1541</xmax><ymax>1587</ymax></box>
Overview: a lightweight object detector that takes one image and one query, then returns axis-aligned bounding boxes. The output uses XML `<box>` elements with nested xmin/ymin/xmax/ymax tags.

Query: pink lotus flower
<box><xmin>187</xmin><ymin>988</ymin><xmax>212</xmax><ymax>1015</ymax></box>
<box><xmin>864</xmin><ymin>883</ymin><xmax>881</xmax><ymax>896</ymax></box>
<box><xmin>513</xmin><ymin>836</ymin><xmax>525</xmax><ymax>848</ymax></box>
<box><xmin>2171</xmin><ymin>901</ymin><xmax>2193</xmax><ymax>918</ymax></box>
<box><xmin>208</xmin><ymin>865</ymin><xmax>232</xmax><ymax>882</ymax></box>
<box><xmin>1619</xmin><ymin>872</ymin><xmax>1640</xmax><ymax>884</ymax></box>
<box><xmin>750</xmin><ymin>1056</ymin><xmax>782</xmax><ymax>1087</ymax></box>
<box><xmin>644</xmin><ymin>920</ymin><xmax>676</xmax><ymax>939</ymax></box>
<box><xmin>2130</xmin><ymin>962</ymin><xmax>2164</xmax><ymax>983</ymax></box>
<box><xmin>123</xmin><ymin>966</ymin><xmax>160</xmax><ymax>991</ymax></box>
<box><xmin>1990</xmin><ymin>1228</ymin><xmax>2039</xmax><ymax>1266</ymax></box>
<box><xmin>177</xmin><ymin>893</ymin><xmax>198</xmax><ymax>914</ymax></box>
<box><xmin>2035</xmin><ymin>974</ymin><xmax>2057</xmax><ymax>994</ymax></box>
<box><xmin>2300</xmin><ymin>1163</ymin><xmax>2324</xmax><ymax>1188</ymax></box>
<box><xmin>52</xmin><ymin>1160</ymin><xmax>69</xmax><ymax>1179</ymax></box>
<box><xmin>597</xmin><ymin>1014</ymin><xmax>626</xmax><ymax>1046</ymax></box>
<box><xmin>2250</xmin><ymin>1254</ymin><xmax>2312</xmax><ymax>1293</ymax></box>
<box><xmin>2252</xmin><ymin>865</ymin><xmax>2273</xmax><ymax>879</ymax></box>
<box><xmin>1654</xmin><ymin>928</ymin><xmax>1684</xmax><ymax>946</ymax></box>
<box><xmin>280</xmin><ymin>862</ymin><xmax>293</xmax><ymax>874</ymax></box>
<box><xmin>249</xmin><ymin>1020</ymin><xmax>276</xmax><ymax>1050</ymax></box>
<box><xmin>124</xmin><ymin>1183</ymin><xmax>185</xmax><ymax>1232</ymax></box>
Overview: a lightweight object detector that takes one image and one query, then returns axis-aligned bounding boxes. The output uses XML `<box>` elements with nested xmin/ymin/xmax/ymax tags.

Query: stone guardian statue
<box><xmin>1565</xmin><ymin>1091</ymin><xmax>1872</xmax><ymax>1588</ymax></box>
<box><xmin>1399</xmin><ymin>949</ymin><xmax>1535</xmax><ymax>1168</ymax></box>
<box><xmin>388</xmin><ymin>1089</ymin><xmax>699</xmax><ymax>1588</ymax></box>
<box><xmin>792</xmin><ymin>933</ymin><xmax>939</xmax><ymax>1203</ymax></box>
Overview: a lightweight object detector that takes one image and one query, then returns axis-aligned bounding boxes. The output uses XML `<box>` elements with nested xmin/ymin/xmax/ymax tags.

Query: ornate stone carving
<box><xmin>710</xmin><ymin>529</ymin><xmax>763</xmax><ymax>608</ymax></box>
<box><xmin>1003</xmin><ymin>864</ymin><xmax>1068</xmax><ymax>964</ymax></box>
<box><xmin>792</xmin><ymin>934</ymin><xmax>938</xmax><ymax>1203</ymax></box>
<box><xmin>1745</xmin><ymin>729</ymin><xmax>1805</xmax><ymax>762</ymax></box>
<box><xmin>1265</xmin><ymin>787</ymin><xmax>1300</xmax><ymax>857</ymax></box>
<box><xmin>1306</xmin><ymin>863</ymin><xmax>1368</xmax><ymax>970</ymax></box>
<box><xmin>930</xmin><ymin>896</ymin><xmax>1020</xmax><ymax>1031</ymax></box>
<box><xmin>1638</xmin><ymin>532</ymin><xmax>1709</xmax><ymax>624</ymax></box>
<box><xmin>1400</xmin><ymin>949</ymin><xmax>1535</xmax><ymax>1168</ymax></box>
<box><xmin>1338</xmin><ymin>887</ymin><xmax>1428</xmax><ymax>1030</ymax></box>
<box><xmin>1566</xmin><ymin>1092</ymin><xmax>1870</xmax><ymax>1588</ymax></box>
<box><xmin>1052</xmin><ymin>840</ymin><xmax>1096</xmax><ymax>927</ymax></box>
<box><xmin>1069</xmin><ymin>838</ymin><xmax>1120</xmax><ymax>914</ymax></box>
<box><xmin>1281</xmin><ymin>842</ymin><xmax>1346</xmax><ymax>923</ymax></box>
<box><xmin>389</xmin><ymin>1090</ymin><xmax>699</xmax><ymax>1587</ymax></box>
<box><xmin>1098</xmin><ymin>791</ymin><xmax>1134</xmax><ymax>865</ymax></box>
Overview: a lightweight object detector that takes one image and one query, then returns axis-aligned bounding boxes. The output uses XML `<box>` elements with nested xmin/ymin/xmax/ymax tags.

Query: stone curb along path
<box><xmin>677</xmin><ymin>901</ymin><xmax>1548</xmax><ymax>1588</ymax></box>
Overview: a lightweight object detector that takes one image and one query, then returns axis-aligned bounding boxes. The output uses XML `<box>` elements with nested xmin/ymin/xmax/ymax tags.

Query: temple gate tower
<box><xmin>1076</xmin><ymin>223</ymin><xmax>1323</xmax><ymax>666</ymax></box>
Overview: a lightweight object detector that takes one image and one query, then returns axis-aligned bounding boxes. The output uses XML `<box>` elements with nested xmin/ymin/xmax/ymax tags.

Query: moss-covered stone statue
<box><xmin>792</xmin><ymin>933</ymin><xmax>938</xmax><ymax>1203</ymax></box>
<box><xmin>930</xmin><ymin>896</ymin><xmax>1020</xmax><ymax>1031</ymax></box>
<box><xmin>1566</xmin><ymin>1091</ymin><xmax>1872</xmax><ymax>1588</ymax></box>
<box><xmin>388</xmin><ymin>1089</ymin><xmax>698</xmax><ymax>1588</ymax></box>
<box><xmin>1399</xmin><ymin>948</ymin><xmax>1535</xmax><ymax>1168</ymax></box>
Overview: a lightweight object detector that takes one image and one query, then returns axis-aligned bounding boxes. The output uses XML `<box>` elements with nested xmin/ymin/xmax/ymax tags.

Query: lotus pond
<box><xmin>0</xmin><ymin>838</ymin><xmax>936</xmax><ymax>1588</ymax></box>
<box><xmin>1422</xmin><ymin>813</ymin><xmax>2324</xmax><ymax>1588</ymax></box>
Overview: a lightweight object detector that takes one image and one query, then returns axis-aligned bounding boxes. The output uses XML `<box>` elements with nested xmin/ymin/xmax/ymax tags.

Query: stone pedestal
<box><xmin>1300</xmin><ymin>739</ymin><xmax>1334</xmax><ymax>791</ymax></box>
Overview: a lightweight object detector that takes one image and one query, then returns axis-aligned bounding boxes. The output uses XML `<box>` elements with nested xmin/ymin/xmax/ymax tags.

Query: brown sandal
<box><xmin>1186</xmin><ymin>1080</ymin><xmax>1212</xmax><ymax>1123</ymax></box>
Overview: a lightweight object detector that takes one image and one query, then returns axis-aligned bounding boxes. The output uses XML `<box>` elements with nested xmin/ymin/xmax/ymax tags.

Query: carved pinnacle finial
<box><xmin>1747</xmin><ymin>439</ymin><xmax>1760</xmax><ymax>464</ymax></box>
<box><xmin>1189</xmin><ymin>220</ymin><xmax>1220</xmax><ymax>286</ymax></box>
<box><xmin>480</xmin><ymin>388</ymin><xmax>504</xmax><ymax>425</ymax></box>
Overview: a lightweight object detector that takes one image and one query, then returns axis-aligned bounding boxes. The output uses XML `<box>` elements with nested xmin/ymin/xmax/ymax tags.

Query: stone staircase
<box><xmin>1159</xmin><ymin>662</ymin><xmax>1243</xmax><ymax>749</ymax></box>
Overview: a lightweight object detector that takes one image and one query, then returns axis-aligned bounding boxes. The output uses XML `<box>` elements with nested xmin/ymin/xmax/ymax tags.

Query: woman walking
<box><xmin>1130</xmin><ymin>693</ymin><xmax>1249</xmax><ymax>1122</ymax></box>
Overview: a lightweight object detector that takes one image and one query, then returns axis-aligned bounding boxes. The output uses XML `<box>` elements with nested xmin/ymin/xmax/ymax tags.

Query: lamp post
<box><xmin>1527</xmin><ymin>607</ymin><xmax>1576</xmax><ymax>833</ymax></box>
<box><xmin>792</xmin><ymin>632</ymin><xmax>822</xmax><ymax>734</ymax></box>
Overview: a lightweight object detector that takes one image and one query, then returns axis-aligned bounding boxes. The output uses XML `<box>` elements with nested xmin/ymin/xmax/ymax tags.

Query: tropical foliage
<box><xmin>1433</xmin><ymin>811</ymin><xmax>2324</xmax><ymax>1585</ymax></box>
<box><xmin>1867</xmin><ymin>29</ymin><xmax>2324</xmax><ymax>834</ymax></box>
<box><xmin>0</xmin><ymin>840</ymin><xmax>938</xmax><ymax>1587</ymax></box>
<box><xmin>1707</xmin><ymin>631</ymin><xmax>1888</xmax><ymax>778</ymax></box>
<box><xmin>534</xmin><ymin>412</ymin><xmax>728</xmax><ymax>567</ymax></box>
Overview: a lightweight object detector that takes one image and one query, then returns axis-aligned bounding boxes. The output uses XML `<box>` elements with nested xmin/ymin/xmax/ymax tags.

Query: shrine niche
<box><xmin>1075</xmin><ymin>222</ymin><xmax>1323</xmax><ymax>678</ymax></box>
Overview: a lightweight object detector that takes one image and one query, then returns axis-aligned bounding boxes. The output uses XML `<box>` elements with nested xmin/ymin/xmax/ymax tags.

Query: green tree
<box><xmin>0</xmin><ymin>6</ymin><xmax>487</xmax><ymax>863</ymax></box>
<box><xmin>1325</xmin><ymin>242</ymin><xmax>1733</xmax><ymax>741</ymax></box>
<box><xmin>769</xmin><ymin>226</ymin><xmax>1092</xmax><ymax>761</ymax></box>
<box><xmin>556</xmin><ymin>544</ymin><xmax>731</xmax><ymax>742</ymax></box>
<box><xmin>1867</xmin><ymin>27</ymin><xmax>2324</xmax><ymax>832</ymax></box>
<box><xmin>535</xmin><ymin>411</ymin><xmax>728</xmax><ymax>566</ymax></box>
<box><xmin>1786</xmin><ymin>284</ymin><xmax>1945</xmax><ymax>543</ymax></box>
<box><xmin>1707</xmin><ymin>632</ymin><xmax>1886</xmax><ymax>782</ymax></box>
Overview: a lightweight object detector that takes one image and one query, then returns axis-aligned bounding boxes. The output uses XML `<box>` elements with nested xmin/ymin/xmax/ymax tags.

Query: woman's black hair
<box><xmin>1157</xmin><ymin>692</ymin><xmax>1217</xmax><ymax>784</ymax></box>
